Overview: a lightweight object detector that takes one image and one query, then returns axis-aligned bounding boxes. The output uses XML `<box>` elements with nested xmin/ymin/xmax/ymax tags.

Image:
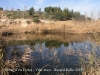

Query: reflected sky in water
<box><xmin>1</xmin><ymin>33</ymin><xmax>100</xmax><ymax>75</ymax></box>
<box><xmin>3</xmin><ymin>36</ymin><xmax>100</xmax><ymax>75</ymax></box>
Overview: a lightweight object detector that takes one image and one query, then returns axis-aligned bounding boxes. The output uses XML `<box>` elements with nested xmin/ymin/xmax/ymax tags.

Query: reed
<box><xmin>79</xmin><ymin>32</ymin><xmax>100</xmax><ymax>75</ymax></box>
<box><xmin>0</xmin><ymin>20</ymin><xmax>100</xmax><ymax>35</ymax></box>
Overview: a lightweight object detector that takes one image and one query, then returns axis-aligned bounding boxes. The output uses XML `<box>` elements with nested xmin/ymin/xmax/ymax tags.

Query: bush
<box><xmin>54</xmin><ymin>11</ymin><xmax>63</xmax><ymax>21</ymax></box>
<box><xmin>7</xmin><ymin>13</ymin><xmax>13</xmax><ymax>19</ymax></box>
<box><xmin>33</xmin><ymin>18</ymin><xmax>41</xmax><ymax>23</ymax></box>
<box><xmin>26</xmin><ymin>20</ymin><xmax>31</xmax><ymax>24</ymax></box>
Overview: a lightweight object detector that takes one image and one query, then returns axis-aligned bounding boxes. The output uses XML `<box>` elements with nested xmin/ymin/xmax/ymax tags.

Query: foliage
<box><xmin>44</xmin><ymin>6</ymin><xmax>87</xmax><ymax>21</ymax></box>
<box><xmin>26</xmin><ymin>20</ymin><xmax>31</xmax><ymax>24</ymax></box>
<box><xmin>28</xmin><ymin>7</ymin><xmax>35</xmax><ymax>17</ymax></box>
<box><xmin>62</xmin><ymin>8</ymin><xmax>69</xmax><ymax>19</ymax></box>
<box><xmin>45</xmin><ymin>40</ymin><xmax>69</xmax><ymax>48</ymax></box>
<box><xmin>7</xmin><ymin>13</ymin><xmax>13</xmax><ymax>19</ymax></box>
<box><xmin>2</xmin><ymin>6</ymin><xmax>90</xmax><ymax>21</ymax></box>
<box><xmin>44</xmin><ymin>6</ymin><xmax>62</xmax><ymax>19</ymax></box>
<box><xmin>33</xmin><ymin>18</ymin><xmax>40</xmax><ymax>23</ymax></box>
<box><xmin>6</xmin><ymin>10</ymin><xmax>31</xmax><ymax>19</ymax></box>
<box><xmin>38</xmin><ymin>8</ymin><xmax>42</xmax><ymax>16</ymax></box>
<box><xmin>54</xmin><ymin>11</ymin><xmax>63</xmax><ymax>20</ymax></box>
<box><xmin>0</xmin><ymin>7</ymin><xmax>3</xmax><ymax>11</ymax></box>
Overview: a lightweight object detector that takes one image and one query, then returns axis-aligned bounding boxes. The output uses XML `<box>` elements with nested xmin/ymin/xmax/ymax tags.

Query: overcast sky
<box><xmin>0</xmin><ymin>0</ymin><xmax>100</xmax><ymax>17</ymax></box>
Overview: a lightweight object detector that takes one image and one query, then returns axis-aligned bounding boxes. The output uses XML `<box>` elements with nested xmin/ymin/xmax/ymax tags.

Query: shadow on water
<box><xmin>0</xmin><ymin>33</ymin><xmax>100</xmax><ymax>75</ymax></box>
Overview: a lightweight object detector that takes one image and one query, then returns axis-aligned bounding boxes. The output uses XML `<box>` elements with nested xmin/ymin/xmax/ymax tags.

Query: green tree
<box><xmin>38</xmin><ymin>8</ymin><xmax>42</xmax><ymax>14</ymax></box>
<box><xmin>47</xmin><ymin>6</ymin><xmax>62</xmax><ymax>15</ymax></box>
<box><xmin>70</xmin><ymin>9</ymin><xmax>74</xmax><ymax>18</ymax></box>
<box><xmin>16</xmin><ymin>9</ymin><xmax>21</xmax><ymax>18</ymax></box>
<box><xmin>44</xmin><ymin>6</ymin><xmax>62</xmax><ymax>19</ymax></box>
<box><xmin>23</xmin><ymin>5</ymin><xmax>27</xmax><ymax>18</ymax></box>
<box><xmin>0</xmin><ymin>7</ymin><xmax>3</xmax><ymax>11</ymax></box>
<box><xmin>28</xmin><ymin>7</ymin><xmax>35</xmax><ymax>17</ymax></box>
<box><xmin>67</xmin><ymin>10</ymin><xmax>73</xmax><ymax>19</ymax></box>
<box><xmin>74</xmin><ymin>11</ymin><xmax>81</xmax><ymax>20</ymax></box>
<box><xmin>56</xmin><ymin>7</ymin><xmax>62</xmax><ymax>12</ymax></box>
<box><xmin>45</xmin><ymin>6</ymin><xmax>53</xmax><ymax>15</ymax></box>
<box><xmin>44</xmin><ymin>6</ymin><xmax>53</xmax><ymax>19</ymax></box>
<box><xmin>38</xmin><ymin>8</ymin><xmax>42</xmax><ymax>17</ymax></box>
<box><xmin>44</xmin><ymin>6</ymin><xmax>84</xmax><ymax>21</ymax></box>
<box><xmin>62</xmin><ymin>8</ymin><xmax>69</xmax><ymax>20</ymax></box>
<box><xmin>54</xmin><ymin>11</ymin><xmax>63</xmax><ymax>20</ymax></box>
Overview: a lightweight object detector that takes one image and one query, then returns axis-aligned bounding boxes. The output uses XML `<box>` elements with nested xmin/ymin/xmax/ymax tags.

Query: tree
<box><xmin>45</xmin><ymin>6</ymin><xmax>62</xmax><ymax>15</ymax></box>
<box><xmin>39</xmin><ymin>8</ymin><xmax>41</xmax><ymax>13</ymax></box>
<box><xmin>44</xmin><ymin>6</ymin><xmax>53</xmax><ymax>19</ymax></box>
<box><xmin>38</xmin><ymin>8</ymin><xmax>42</xmax><ymax>16</ymax></box>
<box><xmin>23</xmin><ymin>5</ymin><xmax>27</xmax><ymax>18</ymax></box>
<box><xmin>44</xmin><ymin>6</ymin><xmax>53</xmax><ymax>15</ymax></box>
<box><xmin>0</xmin><ymin>7</ymin><xmax>3</xmax><ymax>11</ymax></box>
<box><xmin>70</xmin><ymin>9</ymin><xmax>74</xmax><ymax>18</ymax></box>
<box><xmin>54</xmin><ymin>11</ymin><xmax>63</xmax><ymax>20</ymax></box>
<box><xmin>44</xmin><ymin>6</ymin><xmax>84</xmax><ymax>21</ymax></box>
<box><xmin>16</xmin><ymin>9</ymin><xmax>21</xmax><ymax>18</ymax></box>
<box><xmin>28</xmin><ymin>7</ymin><xmax>35</xmax><ymax>17</ymax></box>
<box><xmin>74</xmin><ymin>11</ymin><xmax>81</xmax><ymax>20</ymax></box>
<box><xmin>62</xmin><ymin>8</ymin><xmax>69</xmax><ymax>20</ymax></box>
<box><xmin>67</xmin><ymin>10</ymin><xmax>73</xmax><ymax>19</ymax></box>
<box><xmin>17</xmin><ymin>9</ymin><xmax>20</xmax><ymax>11</ymax></box>
<box><xmin>44</xmin><ymin>6</ymin><xmax>62</xmax><ymax>19</ymax></box>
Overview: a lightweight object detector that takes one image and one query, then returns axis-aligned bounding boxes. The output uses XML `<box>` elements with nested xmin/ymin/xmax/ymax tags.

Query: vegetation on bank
<box><xmin>0</xmin><ymin>6</ymin><xmax>91</xmax><ymax>21</ymax></box>
<box><xmin>1</xmin><ymin>6</ymin><xmax>100</xmax><ymax>34</ymax></box>
<box><xmin>0</xmin><ymin>6</ymin><xmax>100</xmax><ymax>36</ymax></box>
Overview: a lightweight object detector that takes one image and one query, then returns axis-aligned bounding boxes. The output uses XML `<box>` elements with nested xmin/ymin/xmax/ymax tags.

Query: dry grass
<box><xmin>0</xmin><ymin>20</ymin><xmax>100</xmax><ymax>34</ymax></box>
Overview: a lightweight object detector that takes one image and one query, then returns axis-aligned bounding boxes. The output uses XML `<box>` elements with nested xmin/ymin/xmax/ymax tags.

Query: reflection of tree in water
<box><xmin>1</xmin><ymin>40</ymin><xmax>100</xmax><ymax>75</ymax></box>
<box><xmin>45</xmin><ymin>40</ymin><xmax>69</xmax><ymax>49</ymax></box>
<box><xmin>8</xmin><ymin>39</ymin><xmax>73</xmax><ymax>48</ymax></box>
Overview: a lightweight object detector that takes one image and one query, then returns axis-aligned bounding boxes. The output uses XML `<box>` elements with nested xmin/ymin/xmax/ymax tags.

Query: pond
<box><xmin>1</xmin><ymin>33</ymin><xmax>100</xmax><ymax>75</ymax></box>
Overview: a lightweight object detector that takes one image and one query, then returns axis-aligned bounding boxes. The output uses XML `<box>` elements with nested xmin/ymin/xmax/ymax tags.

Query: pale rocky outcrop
<box><xmin>0</xmin><ymin>19</ymin><xmax>32</xmax><ymax>27</ymax></box>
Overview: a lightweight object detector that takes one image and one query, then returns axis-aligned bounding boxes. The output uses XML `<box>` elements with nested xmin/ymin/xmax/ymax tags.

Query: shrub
<box><xmin>54</xmin><ymin>11</ymin><xmax>63</xmax><ymax>21</ymax></box>
<box><xmin>7</xmin><ymin>13</ymin><xmax>13</xmax><ymax>19</ymax></box>
<box><xmin>33</xmin><ymin>18</ymin><xmax>41</xmax><ymax>23</ymax></box>
<box><xmin>26</xmin><ymin>20</ymin><xmax>31</xmax><ymax>24</ymax></box>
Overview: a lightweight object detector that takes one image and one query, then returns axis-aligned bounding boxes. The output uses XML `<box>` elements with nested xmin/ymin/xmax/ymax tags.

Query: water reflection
<box><xmin>4</xmin><ymin>40</ymin><xmax>100</xmax><ymax>75</ymax></box>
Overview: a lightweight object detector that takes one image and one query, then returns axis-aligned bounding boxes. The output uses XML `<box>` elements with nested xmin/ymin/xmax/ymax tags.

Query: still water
<box><xmin>2</xmin><ymin>34</ymin><xmax>100</xmax><ymax>75</ymax></box>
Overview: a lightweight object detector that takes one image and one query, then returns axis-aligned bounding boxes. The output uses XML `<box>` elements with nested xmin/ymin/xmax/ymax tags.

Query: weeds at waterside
<box><xmin>79</xmin><ymin>32</ymin><xmax>100</xmax><ymax>75</ymax></box>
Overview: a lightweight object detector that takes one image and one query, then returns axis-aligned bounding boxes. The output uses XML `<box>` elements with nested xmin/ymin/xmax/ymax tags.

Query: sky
<box><xmin>0</xmin><ymin>0</ymin><xmax>100</xmax><ymax>17</ymax></box>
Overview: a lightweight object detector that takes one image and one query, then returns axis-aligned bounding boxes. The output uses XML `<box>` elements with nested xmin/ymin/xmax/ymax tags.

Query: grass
<box><xmin>0</xmin><ymin>48</ymin><xmax>3</xmax><ymax>60</ymax></box>
<box><xmin>79</xmin><ymin>32</ymin><xmax>100</xmax><ymax>75</ymax></box>
<box><xmin>0</xmin><ymin>47</ymin><xmax>9</xmax><ymax>75</ymax></box>
<box><xmin>0</xmin><ymin>20</ymin><xmax>100</xmax><ymax>35</ymax></box>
